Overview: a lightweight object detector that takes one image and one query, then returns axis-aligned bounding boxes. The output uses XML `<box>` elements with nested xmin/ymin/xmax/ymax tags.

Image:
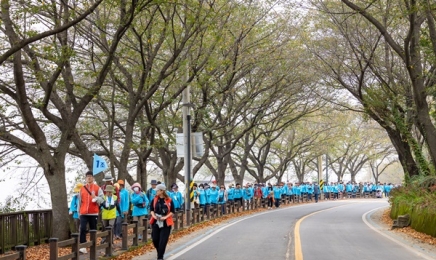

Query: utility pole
<box><xmin>183</xmin><ymin>83</ymin><xmax>192</xmax><ymax>226</ymax></box>
<box><xmin>325</xmin><ymin>154</ymin><xmax>329</xmax><ymax>184</ymax></box>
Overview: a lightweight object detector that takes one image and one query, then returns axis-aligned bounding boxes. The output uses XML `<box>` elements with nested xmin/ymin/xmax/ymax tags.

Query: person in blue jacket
<box><xmin>306</xmin><ymin>183</ymin><xmax>314</xmax><ymax>201</ymax></box>
<box><xmin>352</xmin><ymin>182</ymin><xmax>359</xmax><ymax>198</ymax></box>
<box><xmin>300</xmin><ymin>183</ymin><xmax>307</xmax><ymax>201</ymax></box>
<box><xmin>227</xmin><ymin>184</ymin><xmax>234</xmax><ymax>203</ymax></box>
<box><xmin>294</xmin><ymin>183</ymin><xmax>302</xmax><ymax>202</ymax></box>
<box><xmin>168</xmin><ymin>183</ymin><xmax>184</xmax><ymax>211</ymax></box>
<box><xmin>209</xmin><ymin>184</ymin><xmax>219</xmax><ymax>205</ymax></box>
<box><xmin>69</xmin><ymin>183</ymin><xmax>83</xmax><ymax>233</ymax></box>
<box><xmin>285</xmin><ymin>183</ymin><xmax>293</xmax><ymax>202</ymax></box>
<box><xmin>218</xmin><ymin>185</ymin><xmax>227</xmax><ymax>214</ymax></box>
<box><xmin>385</xmin><ymin>183</ymin><xmax>393</xmax><ymax>197</ymax></box>
<box><xmin>114</xmin><ymin>180</ymin><xmax>129</xmax><ymax>240</ymax></box>
<box><xmin>197</xmin><ymin>183</ymin><xmax>207</xmax><ymax>210</ymax></box>
<box><xmin>346</xmin><ymin>182</ymin><xmax>353</xmax><ymax>198</ymax></box>
<box><xmin>243</xmin><ymin>183</ymin><xmax>253</xmax><ymax>209</ymax></box>
<box><xmin>262</xmin><ymin>183</ymin><xmax>269</xmax><ymax>199</ymax></box>
<box><xmin>323</xmin><ymin>183</ymin><xmax>330</xmax><ymax>200</ymax></box>
<box><xmin>146</xmin><ymin>180</ymin><xmax>158</xmax><ymax>209</ymax></box>
<box><xmin>273</xmin><ymin>183</ymin><xmax>282</xmax><ymax>208</ymax></box>
<box><xmin>131</xmin><ymin>182</ymin><xmax>149</xmax><ymax>240</ymax></box>
<box><xmin>313</xmin><ymin>183</ymin><xmax>320</xmax><ymax>203</ymax></box>
<box><xmin>233</xmin><ymin>183</ymin><xmax>243</xmax><ymax>208</ymax></box>
<box><xmin>332</xmin><ymin>183</ymin><xmax>339</xmax><ymax>200</ymax></box>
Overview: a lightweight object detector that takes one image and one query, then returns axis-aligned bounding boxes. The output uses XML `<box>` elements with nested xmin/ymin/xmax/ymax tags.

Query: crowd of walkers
<box><xmin>191</xmin><ymin>181</ymin><xmax>396</xmax><ymax>211</ymax></box>
<box><xmin>68</xmin><ymin>171</ymin><xmax>397</xmax><ymax>259</ymax></box>
<box><xmin>68</xmin><ymin>172</ymin><xmax>180</xmax><ymax>259</ymax></box>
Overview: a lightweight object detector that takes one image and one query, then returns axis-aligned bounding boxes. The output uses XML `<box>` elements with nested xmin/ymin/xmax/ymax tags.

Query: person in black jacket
<box><xmin>150</xmin><ymin>184</ymin><xmax>175</xmax><ymax>260</ymax></box>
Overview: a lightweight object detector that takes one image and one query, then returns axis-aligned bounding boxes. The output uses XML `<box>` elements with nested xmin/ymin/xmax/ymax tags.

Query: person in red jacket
<box><xmin>77</xmin><ymin>171</ymin><xmax>104</xmax><ymax>254</ymax></box>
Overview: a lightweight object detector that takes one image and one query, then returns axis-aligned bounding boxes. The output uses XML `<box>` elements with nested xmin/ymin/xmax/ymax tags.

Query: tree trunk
<box><xmin>46</xmin><ymin>168</ymin><xmax>70</xmax><ymax>240</ymax></box>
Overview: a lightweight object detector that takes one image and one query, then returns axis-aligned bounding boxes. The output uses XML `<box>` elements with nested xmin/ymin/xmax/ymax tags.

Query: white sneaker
<box><xmin>79</xmin><ymin>248</ymin><xmax>87</xmax><ymax>254</ymax></box>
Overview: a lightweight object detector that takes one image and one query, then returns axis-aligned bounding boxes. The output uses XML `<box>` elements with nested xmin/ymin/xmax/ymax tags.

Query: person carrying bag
<box><xmin>150</xmin><ymin>184</ymin><xmax>175</xmax><ymax>260</ymax></box>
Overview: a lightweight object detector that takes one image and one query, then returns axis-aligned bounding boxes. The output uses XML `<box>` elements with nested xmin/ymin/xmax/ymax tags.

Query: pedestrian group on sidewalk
<box><xmin>69</xmin><ymin>170</ymin><xmax>396</xmax><ymax>259</ymax></box>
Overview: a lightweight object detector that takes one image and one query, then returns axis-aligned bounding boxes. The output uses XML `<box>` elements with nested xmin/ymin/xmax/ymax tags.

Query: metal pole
<box><xmin>317</xmin><ymin>155</ymin><xmax>322</xmax><ymax>184</ymax></box>
<box><xmin>325</xmin><ymin>154</ymin><xmax>329</xmax><ymax>184</ymax></box>
<box><xmin>183</xmin><ymin>85</ymin><xmax>192</xmax><ymax>226</ymax></box>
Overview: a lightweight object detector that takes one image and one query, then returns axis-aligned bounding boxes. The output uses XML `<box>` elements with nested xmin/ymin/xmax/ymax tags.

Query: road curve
<box><xmin>133</xmin><ymin>200</ymin><xmax>430</xmax><ymax>260</ymax></box>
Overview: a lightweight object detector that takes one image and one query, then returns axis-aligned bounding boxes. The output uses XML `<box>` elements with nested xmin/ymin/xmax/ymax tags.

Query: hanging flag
<box><xmin>93</xmin><ymin>154</ymin><xmax>108</xmax><ymax>175</ymax></box>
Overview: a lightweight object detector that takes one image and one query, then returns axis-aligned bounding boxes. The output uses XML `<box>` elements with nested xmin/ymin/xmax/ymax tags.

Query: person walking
<box><xmin>218</xmin><ymin>185</ymin><xmax>227</xmax><ymax>214</ymax></box>
<box><xmin>146</xmin><ymin>180</ymin><xmax>158</xmax><ymax>207</ymax></box>
<box><xmin>253</xmin><ymin>184</ymin><xmax>263</xmax><ymax>208</ymax></box>
<box><xmin>150</xmin><ymin>184</ymin><xmax>175</xmax><ymax>260</ymax></box>
<box><xmin>114</xmin><ymin>181</ymin><xmax>129</xmax><ymax>240</ymax></box>
<box><xmin>100</xmin><ymin>185</ymin><xmax>119</xmax><ymax>244</ymax></box>
<box><xmin>69</xmin><ymin>183</ymin><xmax>83</xmax><ymax>233</ymax></box>
<box><xmin>78</xmin><ymin>171</ymin><xmax>104</xmax><ymax>254</ymax></box>
<box><xmin>313</xmin><ymin>183</ymin><xmax>320</xmax><ymax>203</ymax></box>
<box><xmin>169</xmin><ymin>183</ymin><xmax>184</xmax><ymax>211</ymax></box>
<box><xmin>131</xmin><ymin>182</ymin><xmax>149</xmax><ymax>240</ymax></box>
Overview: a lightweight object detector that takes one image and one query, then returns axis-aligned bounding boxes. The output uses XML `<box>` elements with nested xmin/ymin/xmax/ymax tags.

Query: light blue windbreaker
<box><xmin>273</xmin><ymin>186</ymin><xmax>282</xmax><ymax>199</ymax></box>
<box><xmin>205</xmin><ymin>188</ymin><xmax>211</xmax><ymax>204</ymax></box>
<box><xmin>262</xmin><ymin>187</ymin><xmax>269</xmax><ymax>198</ymax></box>
<box><xmin>243</xmin><ymin>187</ymin><xmax>253</xmax><ymax>200</ymax></box>
<box><xmin>233</xmin><ymin>188</ymin><xmax>243</xmax><ymax>199</ymax></box>
<box><xmin>385</xmin><ymin>185</ymin><xmax>392</xmax><ymax>193</ymax></box>
<box><xmin>218</xmin><ymin>190</ymin><xmax>226</xmax><ymax>204</ymax></box>
<box><xmin>300</xmin><ymin>184</ymin><xmax>307</xmax><ymax>193</ymax></box>
<box><xmin>69</xmin><ymin>194</ymin><xmax>79</xmax><ymax>219</ymax></box>
<box><xmin>131</xmin><ymin>192</ymin><xmax>149</xmax><ymax>217</ymax></box>
<box><xmin>363</xmin><ymin>185</ymin><xmax>369</xmax><ymax>192</ymax></box>
<box><xmin>209</xmin><ymin>188</ymin><xmax>219</xmax><ymax>204</ymax></box>
<box><xmin>198</xmin><ymin>188</ymin><xmax>207</xmax><ymax>205</ymax></box>
<box><xmin>169</xmin><ymin>190</ymin><xmax>184</xmax><ymax>209</ymax></box>
<box><xmin>307</xmin><ymin>184</ymin><xmax>314</xmax><ymax>194</ymax></box>
<box><xmin>346</xmin><ymin>184</ymin><xmax>353</xmax><ymax>192</ymax></box>
<box><xmin>293</xmin><ymin>186</ymin><xmax>301</xmax><ymax>195</ymax></box>
<box><xmin>227</xmin><ymin>187</ymin><xmax>234</xmax><ymax>200</ymax></box>
<box><xmin>375</xmin><ymin>185</ymin><xmax>382</xmax><ymax>192</ymax></box>
<box><xmin>285</xmin><ymin>185</ymin><xmax>293</xmax><ymax>195</ymax></box>
<box><xmin>117</xmin><ymin>188</ymin><xmax>130</xmax><ymax>217</ymax></box>
<box><xmin>331</xmin><ymin>185</ymin><xmax>338</xmax><ymax>193</ymax></box>
<box><xmin>353</xmin><ymin>185</ymin><xmax>359</xmax><ymax>193</ymax></box>
<box><xmin>146</xmin><ymin>188</ymin><xmax>156</xmax><ymax>204</ymax></box>
<box><xmin>338</xmin><ymin>184</ymin><xmax>344</xmax><ymax>192</ymax></box>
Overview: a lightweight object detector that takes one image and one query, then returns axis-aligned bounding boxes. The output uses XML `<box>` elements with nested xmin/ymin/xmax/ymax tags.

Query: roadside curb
<box><xmin>364</xmin><ymin>206</ymin><xmax>436</xmax><ymax>260</ymax></box>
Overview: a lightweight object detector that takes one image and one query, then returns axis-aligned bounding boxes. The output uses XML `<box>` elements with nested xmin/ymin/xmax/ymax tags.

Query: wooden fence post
<box><xmin>71</xmin><ymin>233</ymin><xmax>79</xmax><ymax>260</ymax></box>
<box><xmin>180</xmin><ymin>211</ymin><xmax>184</xmax><ymax>228</ymax></box>
<box><xmin>121</xmin><ymin>223</ymin><xmax>128</xmax><ymax>250</ymax></box>
<box><xmin>89</xmin><ymin>230</ymin><xmax>97</xmax><ymax>260</ymax></box>
<box><xmin>206</xmin><ymin>205</ymin><xmax>211</xmax><ymax>220</ymax></box>
<box><xmin>15</xmin><ymin>245</ymin><xmax>27</xmax><ymax>260</ymax></box>
<box><xmin>105</xmin><ymin>226</ymin><xmax>113</xmax><ymax>257</ymax></box>
<box><xmin>49</xmin><ymin>238</ymin><xmax>58</xmax><ymax>260</ymax></box>
<box><xmin>132</xmin><ymin>220</ymin><xmax>139</xmax><ymax>247</ymax></box>
<box><xmin>142</xmin><ymin>218</ymin><xmax>148</xmax><ymax>242</ymax></box>
<box><xmin>174</xmin><ymin>213</ymin><xmax>179</xmax><ymax>231</ymax></box>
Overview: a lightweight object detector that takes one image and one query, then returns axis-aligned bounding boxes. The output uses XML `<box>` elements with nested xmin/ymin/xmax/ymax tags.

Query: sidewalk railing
<box><xmin>0</xmin><ymin>210</ymin><xmax>52</xmax><ymax>254</ymax></box>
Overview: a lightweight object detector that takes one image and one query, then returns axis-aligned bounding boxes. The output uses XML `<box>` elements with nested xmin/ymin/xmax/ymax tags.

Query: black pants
<box><xmin>152</xmin><ymin>224</ymin><xmax>171</xmax><ymax>259</ymax></box>
<box><xmin>80</xmin><ymin>215</ymin><xmax>98</xmax><ymax>243</ymax></box>
<box><xmin>274</xmin><ymin>198</ymin><xmax>280</xmax><ymax>208</ymax></box>
<box><xmin>267</xmin><ymin>197</ymin><xmax>273</xmax><ymax>207</ymax></box>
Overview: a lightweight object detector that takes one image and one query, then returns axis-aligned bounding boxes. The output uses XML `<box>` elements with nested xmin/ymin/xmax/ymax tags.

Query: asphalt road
<box><xmin>134</xmin><ymin>199</ymin><xmax>433</xmax><ymax>260</ymax></box>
